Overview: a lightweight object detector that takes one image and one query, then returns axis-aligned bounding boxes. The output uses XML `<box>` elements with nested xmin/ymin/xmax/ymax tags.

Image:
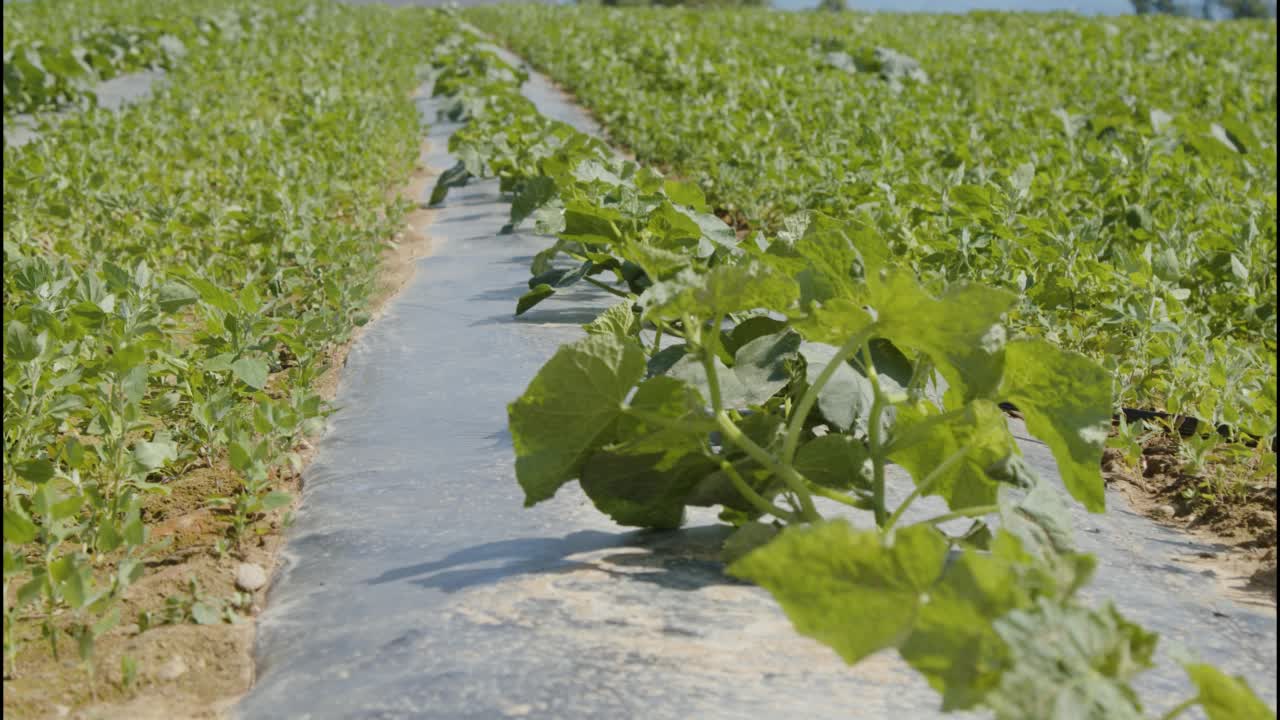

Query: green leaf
<box><xmin>3</xmin><ymin>509</ymin><xmax>39</xmax><ymax>543</ymax></box>
<box><xmin>157</xmin><ymin>281</ymin><xmax>198</xmax><ymax>313</ymax></box>
<box><xmin>579</xmin><ymin>451</ymin><xmax>714</xmax><ymax>529</ymax></box>
<box><xmin>732</xmin><ymin>330</ymin><xmax>801</xmax><ymax>406</ymax></box>
<box><xmin>516</xmin><ymin>284</ymin><xmax>557</xmax><ymax>315</ymax></box>
<box><xmin>724</xmin><ymin>316</ymin><xmax>789</xmax><ymax>356</ymax></box>
<box><xmin>49</xmin><ymin>556</ymin><xmax>88</xmax><ymax>609</ymax></box>
<box><xmin>729</xmin><ymin>521</ymin><xmax>948</xmax><ymax>663</ymax></box>
<box><xmin>793</xmin><ymin>297</ymin><xmax>877</xmax><ymax>347</ymax></box>
<box><xmin>583</xmin><ymin>301</ymin><xmax>640</xmax><ymax>339</ymax></box>
<box><xmin>14</xmin><ymin>458</ymin><xmax>56</xmax><ymax>484</ymax></box>
<box><xmin>985</xmin><ymin>600</ymin><xmax>1155</xmax><ymax>720</ymax></box>
<box><xmin>665</xmin><ymin>353</ymin><xmax>750</xmax><ymax>409</ymax></box>
<box><xmin>889</xmin><ymin>400</ymin><xmax>1018</xmax><ymax>510</ymax></box>
<box><xmin>611</xmin><ymin>375</ymin><xmax>713</xmax><ymax>458</ymax></box>
<box><xmin>663</xmin><ymin>178</ymin><xmax>709</xmax><ymax>212</ymax></box>
<box><xmin>900</xmin><ymin>542</ymin><xmax>1029</xmax><ymax>710</ymax></box>
<box><xmin>794</xmin><ymin>434</ymin><xmax>871</xmax><ymax>492</ymax></box>
<box><xmin>17</xmin><ymin>576</ymin><xmax>46</xmax><ymax>608</ymax></box>
<box><xmin>191</xmin><ymin>601</ymin><xmax>221</xmax><ymax>625</ymax></box>
<box><xmin>260</xmin><ymin>491</ymin><xmax>293</xmax><ymax>511</ymax></box>
<box><xmin>646</xmin><ymin>201</ymin><xmax>704</xmax><ymax>248</ymax></box>
<box><xmin>800</xmin><ymin>343</ymin><xmax>876</xmax><ymax>435</ymax></box>
<box><xmin>683</xmin><ymin>208</ymin><xmax>738</xmax><ymax>250</ymax></box>
<box><xmin>1184</xmin><ymin>663</ymin><xmax>1277</xmax><ymax>720</ymax></box>
<box><xmin>429</xmin><ymin>160</ymin><xmax>472</xmax><ymax>205</ymax></box>
<box><xmin>789</xmin><ymin>214</ymin><xmax>889</xmax><ymax>299</ymax></box>
<box><xmin>228</xmin><ymin>441</ymin><xmax>253</xmax><ymax>474</ymax></box>
<box><xmin>999</xmin><ymin>339</ymin><xmax>1110</xmax><ymax>513</ymax></box>
<box><xmin>720</xmin><ymin>521</ymin><xmax>780</xmax><ymax>564</ymax></box>
<box><xmin>510</xmin><ymin>176</ymin><xmax>557</xmax><ymax>227</ymax></box>
<box><xmin>230</xmin><ymin>357</ymin><xmax>269</xmax><ymax>390</ymax></box>
<box><xmin>561</xmin><ymin>201</ymin><xmax>625</xmax><ymax>245</ymax></box>
<box><xmin>132</xmin><ymin>438</ymin><xmax>177</xmax><ymax>471</ymax></box>
<box><xmin>4</xmin><ymin>547</ymin><xmax>25</xmax><ymax>575</ymax></box>
<box><xmin>4</xmin><ymin>321</ymin><xmax>41</xmax><ymax>362</ymax></box>
<box><xmin>640</xmin><ymin>263</ymin><xmax>797</xmax><ymax>322</ymax></box>
<box><xmin>509</xmin><ymin>334</ymin><xmax>647</xmax><ymax>505</ymax></box>
<box><xmin>872</xmin><ymin>273</ymin><xmax>1015</xmax><ymax>404</ymax></box>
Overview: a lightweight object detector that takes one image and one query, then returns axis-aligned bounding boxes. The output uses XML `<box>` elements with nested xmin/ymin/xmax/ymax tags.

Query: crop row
<box><xmin>426</xmin><ymin>25</ymin><xmax>1274</xmax><ymax>719</ymax></box>
<box><xmin>2</xmin><ymin>0</ymin><xmax>245</xmax><ymax>117</ymax></box>
<box><xmin>467</xmin><ymin>6</ymin><xmax>1278</xmax><ymax>444</ymax></box>
<box><xmin>3</xmin><ymin>0</ymin><xmax>452</xmax><ymax>683</ymax></box>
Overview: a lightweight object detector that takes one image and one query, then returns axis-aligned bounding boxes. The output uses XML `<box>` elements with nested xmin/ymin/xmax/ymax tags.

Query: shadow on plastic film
<box><xmin>365</xmin><ymin>524</ymin><xmax>741</xmax><ymax>594</ymax></box>
<box><xmin>470</xmin><ymin>307</ymin><xmax>615</xmax><ymax>328</ymax></box>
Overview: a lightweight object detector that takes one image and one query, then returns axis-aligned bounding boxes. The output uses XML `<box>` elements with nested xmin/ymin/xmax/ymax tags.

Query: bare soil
<box><xmin>1102</xmin><ymin>434</ymin><xmax>1277</xmax><ymax>608</ymax></box>
<box><xmin>1</xmin><ymin>140</ymin><xmax>438</xmax><ymax>720</ymax></box>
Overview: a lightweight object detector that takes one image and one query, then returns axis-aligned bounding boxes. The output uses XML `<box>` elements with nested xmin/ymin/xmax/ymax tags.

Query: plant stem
<box><xmin>864</xmin><ymin>342</ymin><xmax>889</xmax><ymax>527</ymax></box>
<box><xmin>805</xmin><ymin>481</ymin><xmax>866</xmax><ymax>509</ymax></box>
<box><xmin>699</xmin><ymin>314</ymin><xmax>725</xmax><ymax>411</ymax></box>
<box><xmin>781</xmin><ymin>325</ymin><xmax>876</xmax><ymax>467</ymax></box>
<box><xmin>718</xmin><ymin>460</ymin><xmax>796</xmax><ymax>522</ymax></box>
<box><xmin>714</xmin><ymin>411</ymin><xmax>822</xmax><ymax>523</ymax></box>
<box><xmin>1158</xmin><ymin>697</ymin><xmax>1198</xmax><ymax>720</ymax></box>
<box><xmin>919</xmin><ymin>504</ymin><xmax>999</xmax><ymax>527</ymax></box>
<box><xmin>582</xmin><ymin>276</ymin><xmax>631</xmax><ymax>299</ymax></box>
<box><xmin>885</xmin><ymin>443</ymin><xmax>973</xmax><ymax>529</ymax></box>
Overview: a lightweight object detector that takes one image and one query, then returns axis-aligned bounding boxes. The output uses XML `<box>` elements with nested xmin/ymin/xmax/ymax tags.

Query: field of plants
<box><xmin>3</xmin><ymin>0</ymin><xmax>1277</xmax><ymax>718</ymax></box>
<box><xmin>421</xmin><ymin>13</ymin><xmax>1276</xmax><ymax>716</ymax></box>
<box><xmin>4</xmin><ymin>0</ymin><xmax>450</xmax><ymax>712</ymax></box>
<box><xmin>470</xmin><ymin>6</ymin><xmax>1278</xmax><ymax>444</ymax></box>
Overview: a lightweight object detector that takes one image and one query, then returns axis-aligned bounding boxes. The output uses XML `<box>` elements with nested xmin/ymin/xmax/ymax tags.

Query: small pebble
<box><xmin>1156</xmin><ymin>505</ymin><xmax>1176</xmax><ymax>518</ymax></box>
<box><xmin>236</xmin><ymin>562</ymin><xmax>268</xmax><ymax>592</ymax></box>
<box><xmin>157</xmin><ymin>655</ymin><xmax>187</xmax><ymax>681</ymax></box>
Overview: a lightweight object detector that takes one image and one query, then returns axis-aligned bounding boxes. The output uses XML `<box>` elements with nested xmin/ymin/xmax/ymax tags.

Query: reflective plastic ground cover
<box><xmin>3</xmin><ymin>70</ymin><xmax>163</xmax><ymax>148</ymax></box>
<box><xmin>236</xmin><ymin>63</ymin><xmax>1276</xmax><ymax>720</ymax></box>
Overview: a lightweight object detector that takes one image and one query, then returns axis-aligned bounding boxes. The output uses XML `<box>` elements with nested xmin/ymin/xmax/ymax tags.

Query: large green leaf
<box><xmin>579</xmin><ymin>451</ymin><xmax>715</xmax><ymax>529</ymax></box>
<box><xmin>639</xmin><ymin>263</ymin><xmax>797</xmax><ymax>322</ymax></box>
<box><xmin>729</xmin><ymin>521</ymin><xmax>948</xmax><ymax>664</ymax></box>
<box><xmin>872</xmin><ymin>273</ymin><xmax>1016</xmax><ymax>404</ymax></box>
<box><xmin>999</xmin><ymin>339</ymin><xmax>1111</xmax><ymax>513</ymax></box>
<box><xmin>900</xmin><ymin>541</ymin><xmax>1029</xmax><ymax>711</ymax></box>
<box><xmin>610</xmin><ymin>375</ymin><xmax>714</xmax><ymax>459</ymax></box>
<box><xmin>509</xmin><ymin>334</ymin><xmax>647</xmax><ymax>505</ymax></box>
<box><xmin>889</xmin><ymin>400</ymin><xmax>1018</xmax><ymax>510</ymax></box>
<box><xmin>793</xmin><ymin>434</ymin><xmax>871</xmax><ymax>493</ymax></box>
<box><xmin>583</xmin><ymin>301</ymin><xmax>640</xmax><ymax>340</ymax></box>
<box><xmin>1184</xmin><ymin>663</ymin><xmax>1277</xmax><ymax>720</ymax></box>
<box><xmin>799</xmin><ymin>342</ymin><xmax>876</xmax><ymax>435</ymax></box>
<box><xmin>985</xmin><ymin>600</ymin><xmax>1157</xmax><ymax>720</ymax></box>
<box><xmin>731</xmin><ymin>329</ymin><xmax>801</xmax><ymax>406</ymax></box>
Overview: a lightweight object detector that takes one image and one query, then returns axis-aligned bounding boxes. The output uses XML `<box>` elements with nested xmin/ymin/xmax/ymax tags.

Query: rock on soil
<box><xmin>156</xmin><ymin>655</ymin><xmax>188</xmax><ymax>681</ymax></box>
<box><xmin>235</xmin><ymin>563</ymin><xmax>268</xmax><ymax>592</ymax></box>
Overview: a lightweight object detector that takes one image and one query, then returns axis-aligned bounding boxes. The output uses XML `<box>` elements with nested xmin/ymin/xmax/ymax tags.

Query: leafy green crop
<box><xmin>469</xmin><ymin>5</ymin><xmax>1277</xmax><ymax>444</ymax></box>
<box><xmin>429</xmin><ymin>31</ymin><xmax>1275</xmax><ymax>719</ymax></box>
<box><xmin>2</xmin><ymin>0</ymin><xmax>238</xmax><ymax>116</ymax></box>
<box><xmin>3</xmin><ymin>0</ymin><xmax>452</xmax><ymax>682</ymax></box>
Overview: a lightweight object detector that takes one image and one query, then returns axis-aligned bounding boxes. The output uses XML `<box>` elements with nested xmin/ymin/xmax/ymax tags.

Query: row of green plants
<box><xmin>427</xmin><ymin>26</ymin><xmax>1275</xmax><ymax>719</ymax></box>
<box><xmin>465</xmin><ymin>5</ymin><xmax>1277</xmax><ymax>447</ymax></box>
<box><xmin>2</xmin><ymin>0</ymin><xmax>241</xmax><ymax>116</ymax></box>
<box><xmin>3</xmin><ymin>0</ymin><xmax>453</xmax><ymax>685</ymax></box>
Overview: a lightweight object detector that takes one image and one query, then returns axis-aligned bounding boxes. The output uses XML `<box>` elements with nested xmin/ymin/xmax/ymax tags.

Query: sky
<box><xmin>770</xmin><ymin>0</ymin><xmax>1134</xmax><ymax>12</ymax></box>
